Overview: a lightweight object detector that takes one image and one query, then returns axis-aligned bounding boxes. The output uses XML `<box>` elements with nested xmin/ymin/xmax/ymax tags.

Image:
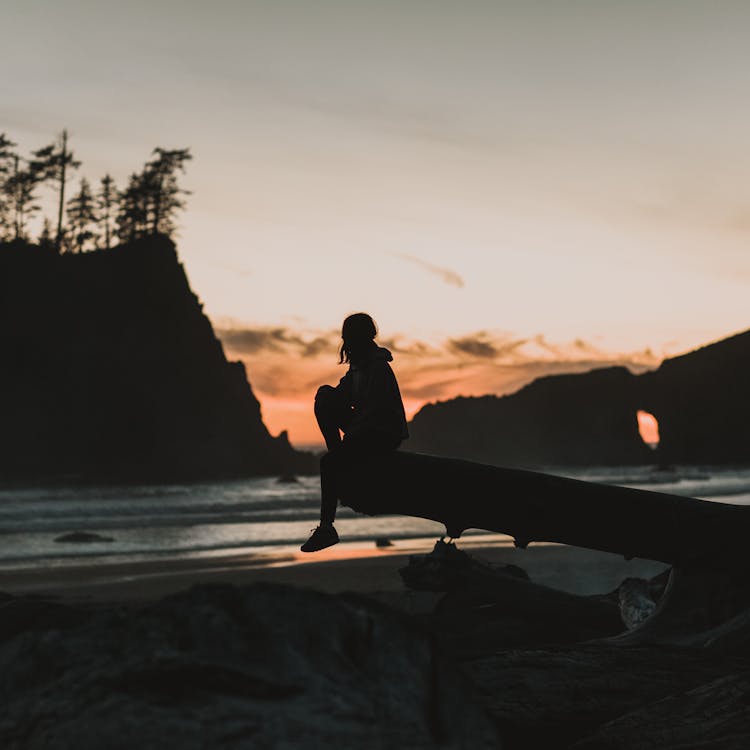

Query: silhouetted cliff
<box><xmin>409</xmin><ymin>367</ymin><xmax>652</xmax><ymax>467</ymax></box>
<box><xmin>408</xmin><ymin>329</ymin><xmax>750</xmax><ymax>467</ymax></box>
<box><xmin>0</xmin><ymin>236</ymin><xmax>315</xmax><ymax>480</ymax></box>
<box><xmin>638</xmin><ymin>328</ymin><xmax>750</xmax><ymax>465</ymax></box>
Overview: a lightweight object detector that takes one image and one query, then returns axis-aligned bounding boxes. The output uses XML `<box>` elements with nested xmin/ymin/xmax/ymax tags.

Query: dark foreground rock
<box><xmin>400</xmin><ymin>541</ymin><xmax>623</xmax><ymax>653</ymax></box>
<box><xmin>573</xmin><ymin>672</ymin><xmax>750</xmax><ymax>750</ymax></box>
<box><xmin>396</xmin><ymin>544</ymin><xmax>750</xmax><ymax>748</ymax></box>
<box><xmin>5</xmin><ymin>559</ymin><xmax>750</xmax><ymax>750</ymax></box>
<box><xmin>468</xmin><ymin>645</ymin><xmax>750</xmax><ymax>750</ymax></box>
<box><xmin>0</xmin><ymin>583</ymin><xmax>498</xmax><ymax>750</ymax></box>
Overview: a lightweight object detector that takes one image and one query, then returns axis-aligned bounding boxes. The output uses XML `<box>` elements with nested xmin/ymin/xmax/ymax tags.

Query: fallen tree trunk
<box><xmin>335</xmin><ymin>451</ymin><xmax>750</xmax><ymax>567</ymax></box>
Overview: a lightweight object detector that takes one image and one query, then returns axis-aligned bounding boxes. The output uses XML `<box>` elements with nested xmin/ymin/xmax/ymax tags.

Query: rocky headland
<box><xmin>638</xmin><ymin>328</ymin><xmax>750</xmax><ymax>465</ymax></box>
<box><xmin>408</xmin><ymin>328</ymin><xmax>750</xmax><ymax>467</ymax></box>
<box><xmin>0</xmin><ymin>237</ymin><xmax>315</xmax><ymax>481</ymax></box>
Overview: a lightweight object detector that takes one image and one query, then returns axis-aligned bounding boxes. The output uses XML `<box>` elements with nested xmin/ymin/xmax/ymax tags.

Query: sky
<box><xmin>3</xmin><ymin>1</ymin><xmax>750</xmax><ymax>444</ymax></box>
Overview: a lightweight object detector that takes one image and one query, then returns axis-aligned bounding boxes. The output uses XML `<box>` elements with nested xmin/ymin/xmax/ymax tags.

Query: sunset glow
<box><xmin>637</xmin><ymin>410</ymin><xmax>660</xmax><ymax>447</ymax></box>
<box><xmin>227</xmin><ymin>324</ymin><xmax>661</xmax><ymax>444</ymax></box>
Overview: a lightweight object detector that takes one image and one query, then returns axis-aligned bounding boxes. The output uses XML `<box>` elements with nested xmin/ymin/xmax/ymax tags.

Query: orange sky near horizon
<box><xmin>637</xmin><ymin>410</ymin><xmax>660</xmax><ymax>447</ymax></box>
<box><xmin>252</xmin><ymin>352</ymin><xmax>668</xmax><ymax>448</ymax></box>
<box><xmin>217</xmin><ymin>323</ymin><xmax>671</xmax><ymax>446</ymax></box>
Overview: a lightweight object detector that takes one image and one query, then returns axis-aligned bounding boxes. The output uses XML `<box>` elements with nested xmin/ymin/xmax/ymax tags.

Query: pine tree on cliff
<box><xmin>3</xmin><ymin>155</ymin><xmax>41</xmax><ymax>241</ymax></box>
<box><xmin>38</xmin><ymin>217</ymin><xmax>55</xmax><ymax>249</ymax></box>
<box><xmin>143</xmin><ymin>147</ymin><xmax>192</xmax><ymax>236</ymax></box>
<box><xmin>0</xmin><ymin>133</ymin><xmax>17</xmax><ymax>240</ymax></box>
<box><xmin>97</xmin><ymin>174</ymin><xmax>117</xmax><ymax>250</ymax></box>
<box><xmin>116</xmin><ymin>148</ymin><xmax>191</xmax><ymax>243</ymax></box>
<box><xmin>0</xmin><ymin>133</ymin><xmax>15</xmax><ymax>175</ymax></box>
<box><xmin>66</xmin><ymin>178</ymin><xmax>98</xmax><ymax>252</ymax></box>
<box><xmin>116</xmin><ymin>172</ymin><xmax>149</xmax><ymax>242</ymax></box>
<box><xmin>31</xmin><ymin>129</ymin><xmax>81</xmax><ymax>252</ymax></box>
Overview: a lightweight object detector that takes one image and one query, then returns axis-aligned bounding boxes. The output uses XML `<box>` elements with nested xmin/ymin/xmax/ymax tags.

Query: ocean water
<box><xmin>0</xmin><ymin>464</ymin><xmax>749</xmax><ymax>571</ymax></box>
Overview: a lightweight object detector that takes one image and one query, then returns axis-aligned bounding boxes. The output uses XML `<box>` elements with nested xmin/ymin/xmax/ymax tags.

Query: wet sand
<box><xmin>0</xmin><ymin>536</ymin><xmax>669</xmax><ymax>603</ymax></box>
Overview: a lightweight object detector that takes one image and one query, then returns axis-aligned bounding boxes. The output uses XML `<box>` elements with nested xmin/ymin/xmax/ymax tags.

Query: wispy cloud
<box><xmin>217</xmin><ymin>325</ymin><xmax>659</xmax><ymax>402</ymax></box>
<box><xmin>378</xmin><ymin>336</ymin><xmax>439</xmax><ymax>357</ymax></box>
<box><xmin>447</xmin><ymin>333</ymin><xmax>527</xmax><ymax>359</ymax></box>
<box><xmin>217</xmin><ymin>325</ymin><xmax>338</xmax><ymax>358</ymax></box>
<box><xmin>448</xmin><ymin>335</ymin><xmax>498</xmax><ymax>358</ymax></box>
<box><xmin>392</xmin><ymin>252</ymin><xmax>464</xmax><ymax>288</ymax></box>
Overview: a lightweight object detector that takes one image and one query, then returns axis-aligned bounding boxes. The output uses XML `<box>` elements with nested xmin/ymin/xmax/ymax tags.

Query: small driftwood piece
<box><xmin>398</xmin><ymin>539</ymin><xmax>528</xmax><ymax>591</ymax></box>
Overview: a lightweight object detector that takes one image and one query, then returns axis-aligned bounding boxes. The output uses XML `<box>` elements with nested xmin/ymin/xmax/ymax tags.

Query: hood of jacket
<box><xmin>370</xmin><ymin>345</ymin><xmax>393</xmax><ymax>362</ymax></box>
<box><xmin>350</xmin><ymin>344</ymin><xmax>393</xmax><ymax>368</ymax></box>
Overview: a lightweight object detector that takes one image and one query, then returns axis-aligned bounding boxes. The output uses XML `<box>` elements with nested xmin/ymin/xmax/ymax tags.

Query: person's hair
<box><xmin>339</xmin><ymin>312</ymin><xmax>377</xmax><ymax>364</ymax></box>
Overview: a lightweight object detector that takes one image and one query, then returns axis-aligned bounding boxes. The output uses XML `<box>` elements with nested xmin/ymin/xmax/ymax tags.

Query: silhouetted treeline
<box><xmin>0</xmin><ymin>130</ymin><xmax>191</xmax><ymax>252</ymax></box>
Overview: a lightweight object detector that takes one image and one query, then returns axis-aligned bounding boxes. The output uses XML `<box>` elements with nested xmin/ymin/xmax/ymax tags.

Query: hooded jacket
<box><xmin>335</xmin><ymin>344</ymin><xmax>409</xmax><ymax>442</ymax></box>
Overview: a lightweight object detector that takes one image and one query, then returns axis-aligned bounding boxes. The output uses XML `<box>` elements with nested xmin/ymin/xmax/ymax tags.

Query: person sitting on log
<box><xmin>301</xmin><ymin>312</ymin><xmax>409</xmax><ymax>552</ymax></box>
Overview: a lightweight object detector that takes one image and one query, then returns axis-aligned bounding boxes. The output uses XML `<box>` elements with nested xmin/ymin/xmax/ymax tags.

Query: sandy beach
<box><xmin>0</xmin><ymin>535</ymin><xmax>669</xmax><ymax>603</ymax></box>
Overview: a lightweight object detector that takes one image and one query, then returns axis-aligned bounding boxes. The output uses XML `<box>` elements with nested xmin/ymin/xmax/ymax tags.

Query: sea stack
<box><xmin>0</xmin><ymin>236</ymin><xmax>315</xmax><ymax>481</ymax></box>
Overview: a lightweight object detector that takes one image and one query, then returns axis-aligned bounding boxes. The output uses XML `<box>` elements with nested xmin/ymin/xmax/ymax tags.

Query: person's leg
<box><xmin>302</xmin><ymin>390</ymin><xmax>349</xmax><ymax>551</ymax></box>
<box><xmin>302</xmin><ymin>430</ymin><xmax>401</xmax><ymax>552</ymax></box>
<box><xmin>318</xmin><ymin>432</ymin><xmax>398</xmax><ymax>524</ymax></box>
<box><xmin>301</xmin><ymin>446</ymin><xmax>341</xmax><ymax>552</ymax></box>
<box><xmin>315</xmin><ymin>385</ymin><xmax>348</xmax><ymax>523</ymax></box>
<box><xmin>319</xmin><ymin>450</ymin><xmax>338</xmax><ymax>525</ymax></box>
<box><xmin>314</xmin><ymin>385</ymin><xmax>346</xmax><ymax>451</ymax></box>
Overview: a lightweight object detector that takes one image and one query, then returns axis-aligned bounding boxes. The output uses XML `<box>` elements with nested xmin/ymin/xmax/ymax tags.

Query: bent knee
<box><xmin>315</xmin><ymin>385</ymin><xmax>338</xmax><ymax>414</ymax></box>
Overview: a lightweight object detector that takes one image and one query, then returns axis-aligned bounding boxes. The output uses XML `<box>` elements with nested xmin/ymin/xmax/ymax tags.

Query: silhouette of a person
<box><xmin>301</xmin><ymin>313</ymin><xmax>409</xmax><ymax>552</ymax></box>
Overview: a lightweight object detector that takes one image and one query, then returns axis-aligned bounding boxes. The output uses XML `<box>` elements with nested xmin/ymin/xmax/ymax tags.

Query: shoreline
<box><xmin>0</xmin><ymin>535</ymin><xmax>669</xmax><ymax>604</ymax></box>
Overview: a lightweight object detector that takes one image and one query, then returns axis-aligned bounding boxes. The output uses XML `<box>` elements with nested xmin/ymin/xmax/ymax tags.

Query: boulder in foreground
<box><xmin>0</xmin><ymin>583</ymin><xmax>498</xmax><ymax>750</ymax></box>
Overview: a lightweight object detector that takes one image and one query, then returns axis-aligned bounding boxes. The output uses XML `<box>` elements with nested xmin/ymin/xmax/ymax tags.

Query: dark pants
<box><xmin>315</xmin><ymin>385</ymin><xmax>401</xmax><ymax>524</ymax></box>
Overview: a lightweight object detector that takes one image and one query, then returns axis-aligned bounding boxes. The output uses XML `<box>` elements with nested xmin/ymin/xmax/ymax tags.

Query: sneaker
<box><xmin>301</xmin><ymin>524</ymin><xmax>339</xmax><ymax>553</ymax></box>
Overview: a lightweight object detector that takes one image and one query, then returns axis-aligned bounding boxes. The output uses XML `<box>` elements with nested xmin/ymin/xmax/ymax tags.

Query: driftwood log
<box><xmin>335</xmin><ymin>451</ymin><xmax>750</xmax><ymax>568</ymax></box>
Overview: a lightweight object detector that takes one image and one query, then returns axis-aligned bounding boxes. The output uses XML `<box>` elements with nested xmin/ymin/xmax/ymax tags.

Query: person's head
<box><xmin>339</xmin><ymin>312</ymin><xmax>377</xmax><ymax>364</ymax></box>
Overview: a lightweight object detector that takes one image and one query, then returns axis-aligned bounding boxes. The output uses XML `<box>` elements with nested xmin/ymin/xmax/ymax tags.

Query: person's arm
<box><xmin>354</xmin><ymin>361</ymin><xmax>407</xmax><ymax>437</ymax></box>
<box><xmin>333</xmin><ymin>369</ymin><xmax>353</xmax><ymax>404</ymax></box>
<box><xmin>316</xmin><ymin>369</ymin><xmax>353</xmax><ymax>411</ymax></box>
